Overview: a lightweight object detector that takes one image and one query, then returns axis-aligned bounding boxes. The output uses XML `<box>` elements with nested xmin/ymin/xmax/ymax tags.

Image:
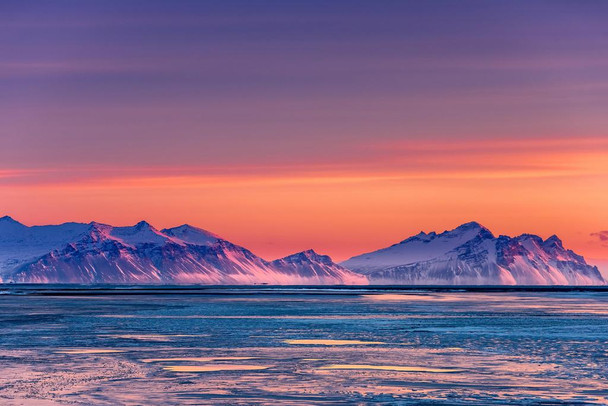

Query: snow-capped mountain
<box><xmin>0</xmin><ymin>216</ymin><xmax>89</xmax><ymax>275</ymax></box>
<box><xmin>341</xmin><ymin>222</ymin><xmax>605</xmax><ymax>285</ymax></box>
<box><xmin>1</xmin><ymin>217</ymin><xmax>603</xmax><ymax>285</ymax></box>
<box><xmin>161</xmin><ymin>224</ymin><xmax>220</xmax><ymax>246</ymax></box>
<box><xmin>0</xmin><ymin>217</ymin><xmax>365</xmax><ymax>285</ymax></box>
<box><xmin>271</xmin><ymin>249</ymin><xmax>367</xmax><ymax>285</ymax></box>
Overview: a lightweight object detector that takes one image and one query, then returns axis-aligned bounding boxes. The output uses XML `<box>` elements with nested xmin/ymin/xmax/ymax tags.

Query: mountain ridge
<box><xmin>0</xmin><ymin>217</ymin><xmax>365</xmax><ymax>285</ymax></box>
<box><xmin>0</xmin><ymin>217</ymin><xmax>603</xmax><ymax>285</ymax></box>
<box><xmin>341</xmin><ymin>222</ymin><xmax>604</xmax><ymax>285</ymax></box>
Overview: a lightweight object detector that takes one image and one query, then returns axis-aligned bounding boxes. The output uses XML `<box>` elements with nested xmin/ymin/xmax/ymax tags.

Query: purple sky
<box><xmin>2</xmin><ymin>1</ymin><xmax>608</xmax><ymax>267</ymax></box>
<box><xmin>3</xmin><ymin>1</ymin><xmax>608</xmax><ymax>168</ymax></box>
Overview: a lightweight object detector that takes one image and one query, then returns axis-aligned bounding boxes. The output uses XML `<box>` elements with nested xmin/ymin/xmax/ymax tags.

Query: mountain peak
<box><xmin>82</xmin><ymin>222</ymin><xmax>113</xmax><ymax>242</ymax></box>
<box><xmin>278</xmin><ymin>249</ymin><xmax>334</xmax><ymax>265</ymax></box>
<box><xmin>401</xmin><ymin>230</ymin><xmax>437</xmax><ymax>244</ymax></box>
<box><xmin>173</xmin><ymin>224</ymin><xmax>195</xmax><ymax>229</ymax></box>
<box><xmin>134</xmin><ymin>220</ymin><xmax>154</xmax><ymax>230</ymax></box>
<box><xmin>455</xmin><ymin>221</ymin><xmax>487</xmax><ymax>231</ymax></box>
<box><xmin>283</xmin><ymin>249</ymin><xmax>319</xmax><ymax>258</ymax></box>
<box><xmin>450</xmin><ymin>221</ymin><xmax>494</xmax><ymax>239</ymax></box>
<box><xmin>543</xmin><ymin>234</ymin><xmax>563</xmax><ymax>248</ymax></box>
<box><xmin>0</xmin><ymin>215</ymin><xmax>21</xmax><ymax>224</ymax></box>
<box><xmin>169</xmin><ymin>224</ymin><xmax>210</xmax><ymax>233</ymax></box>
<box><xmin>162</xmin><ymin>224</ymin><xmax>220</xmax><ymax>246</ymax></box>
<box><xmin>88</xmin><ymin>221</ymin><xmax>109</xmax><ymax>228</ymax></box>
<box><xmin>0</xmin><ymin>216</ymin><xmax>26</xmax><ymax>230</ymax></box>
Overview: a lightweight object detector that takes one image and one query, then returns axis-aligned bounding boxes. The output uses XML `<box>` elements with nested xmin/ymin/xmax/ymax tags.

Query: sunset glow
<box><xmin>1</xmin><ymin>1</ymin><xmax>607</xmax><ymax>272</ymax></box>
<box><xmin>2</xmin><ymin>3</ymin><xmax>608</xmax><ymax>405</ymax></box>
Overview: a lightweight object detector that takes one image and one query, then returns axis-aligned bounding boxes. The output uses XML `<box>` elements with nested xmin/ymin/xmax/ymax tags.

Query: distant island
<box><xmin>0</xmin><ymin>216</ymin><xmax>604</xmax><ymax>285</ymax></box>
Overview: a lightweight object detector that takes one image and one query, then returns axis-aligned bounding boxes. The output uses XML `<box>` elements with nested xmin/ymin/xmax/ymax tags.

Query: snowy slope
<box><xmin>161</xmin><ymin>224</ymin><xmax>220</xmax><ymax>246</ymax></box>
<box><xmin>1</xmin><ymin>218</ymin><xmax>364</xmax><ymax>285</ymax></box>
<box><xmin>341</xmin><ymin>222</ymin><xmax>605</xmax><ymax>285</ymax></box>
<box><xmin>0</xmin><ymin>216</ymin><xmax>89</xmax><ymax>276</ymax></box>
<box><xmin>3</xmin><ymin>217</ymin><xmax>603</xmax><ymax>285</ymax></box>
<box><xmin>342</xmin><ymin>222</ymin><xmax>493</xmax><ymax>274</ymax></box>
<box><xmin>271</xmin><ymin>250</ymin><xmax>367</xmax><ymax>285</ymax></box>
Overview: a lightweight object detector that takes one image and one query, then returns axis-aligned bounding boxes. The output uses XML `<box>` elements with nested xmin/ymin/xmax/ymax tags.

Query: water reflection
<box><xmin>0</xmin><ymin>287</ymin><xmax>606</xmax><ymax>404</ymax></box>
<box><xmin>284</xmin><ymin>339</ymin><xmax>384</xmax><ymax>345</ymax></box>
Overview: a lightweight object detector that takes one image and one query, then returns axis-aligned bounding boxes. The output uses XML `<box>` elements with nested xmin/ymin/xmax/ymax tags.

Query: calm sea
<box><xmin>1</xmin><ymin>285</ymin><xmax>607</xmax><ymax>405</ymax></box>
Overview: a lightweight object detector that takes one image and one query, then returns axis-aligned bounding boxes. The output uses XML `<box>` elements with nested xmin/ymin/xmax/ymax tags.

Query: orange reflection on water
<box><xmin>319</xmin><ymin>364</ymin><xmax>463</xmax><ymax>373</ymax></box>
<box><xmin>163</xmin><ymin>365</ymin><xmax>271</xmax><ymax>372</ymax></box>
<box><xmin>142</xmin><ymin>357</ymin><xmax>255</xmax><ymax>363</ymax></box>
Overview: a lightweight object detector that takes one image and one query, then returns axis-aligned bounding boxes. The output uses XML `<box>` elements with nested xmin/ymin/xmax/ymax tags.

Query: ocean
<box><xmin>1</xmin><ymin>285</ymin><xmax>607</xmax><ymax>405</ymax></box>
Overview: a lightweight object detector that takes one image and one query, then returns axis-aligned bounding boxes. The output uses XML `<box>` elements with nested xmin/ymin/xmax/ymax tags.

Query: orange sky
<box><xmin>2</xmin><ymin>136</ymin><xmax>607</xmax><ymax>268</ymax></box>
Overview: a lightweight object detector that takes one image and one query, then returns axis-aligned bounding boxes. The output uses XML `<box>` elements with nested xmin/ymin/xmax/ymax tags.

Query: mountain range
<box><xmin>0</xmin><ymin>216</ymin><xmax>365</xmax><ymax>285</ymax></box>
<box><xmin>342</xmin><ymin>222</ymin><xmax>604</xmax><ymax>285</ymax></box>
<box><xmin>0</xmin><ymin>216</ymin><xmax>604</xmax><ymax>285</ymax></box>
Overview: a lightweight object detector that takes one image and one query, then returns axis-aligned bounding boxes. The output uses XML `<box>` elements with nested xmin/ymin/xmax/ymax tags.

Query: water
<box><xmin>1</xmin><ymin>285</ymin><xmax>607</xmax><ymax>405</ymax></box>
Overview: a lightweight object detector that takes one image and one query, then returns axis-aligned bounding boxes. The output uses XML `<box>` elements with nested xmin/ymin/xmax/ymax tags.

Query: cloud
<box><xmin>1</xmin><ymin>134</ymin><xmax>608</xmax><ymax>189</ymax></box>
<box><xmin>591</xmin><ymin>231</ymin><xmax>608</xmax><ymax>246</ymax></box>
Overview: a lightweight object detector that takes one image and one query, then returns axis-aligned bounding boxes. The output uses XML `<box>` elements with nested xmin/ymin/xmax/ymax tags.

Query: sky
<box><xmin>1</xmin><ymin>1</ymin><xmax>608</xmax><ymax>270</ymax></box>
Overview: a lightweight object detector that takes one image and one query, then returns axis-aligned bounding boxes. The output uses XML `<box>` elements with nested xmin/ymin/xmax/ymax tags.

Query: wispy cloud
<box><xmin>1</xmin><ymin>136</ymin><xmax>607</xmax><ymax>189</ymax></box>
<box><xmin>591</xmin><ymin>231</ymin><xmax>608</xmax><ymax>247</ymax></box>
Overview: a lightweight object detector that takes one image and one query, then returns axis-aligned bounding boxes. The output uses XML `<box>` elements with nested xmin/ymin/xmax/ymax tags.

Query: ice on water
<box><xmin>0</xmin><ymin>286</ymin><xmax>607</xmax><ymax>404</ymax></box>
